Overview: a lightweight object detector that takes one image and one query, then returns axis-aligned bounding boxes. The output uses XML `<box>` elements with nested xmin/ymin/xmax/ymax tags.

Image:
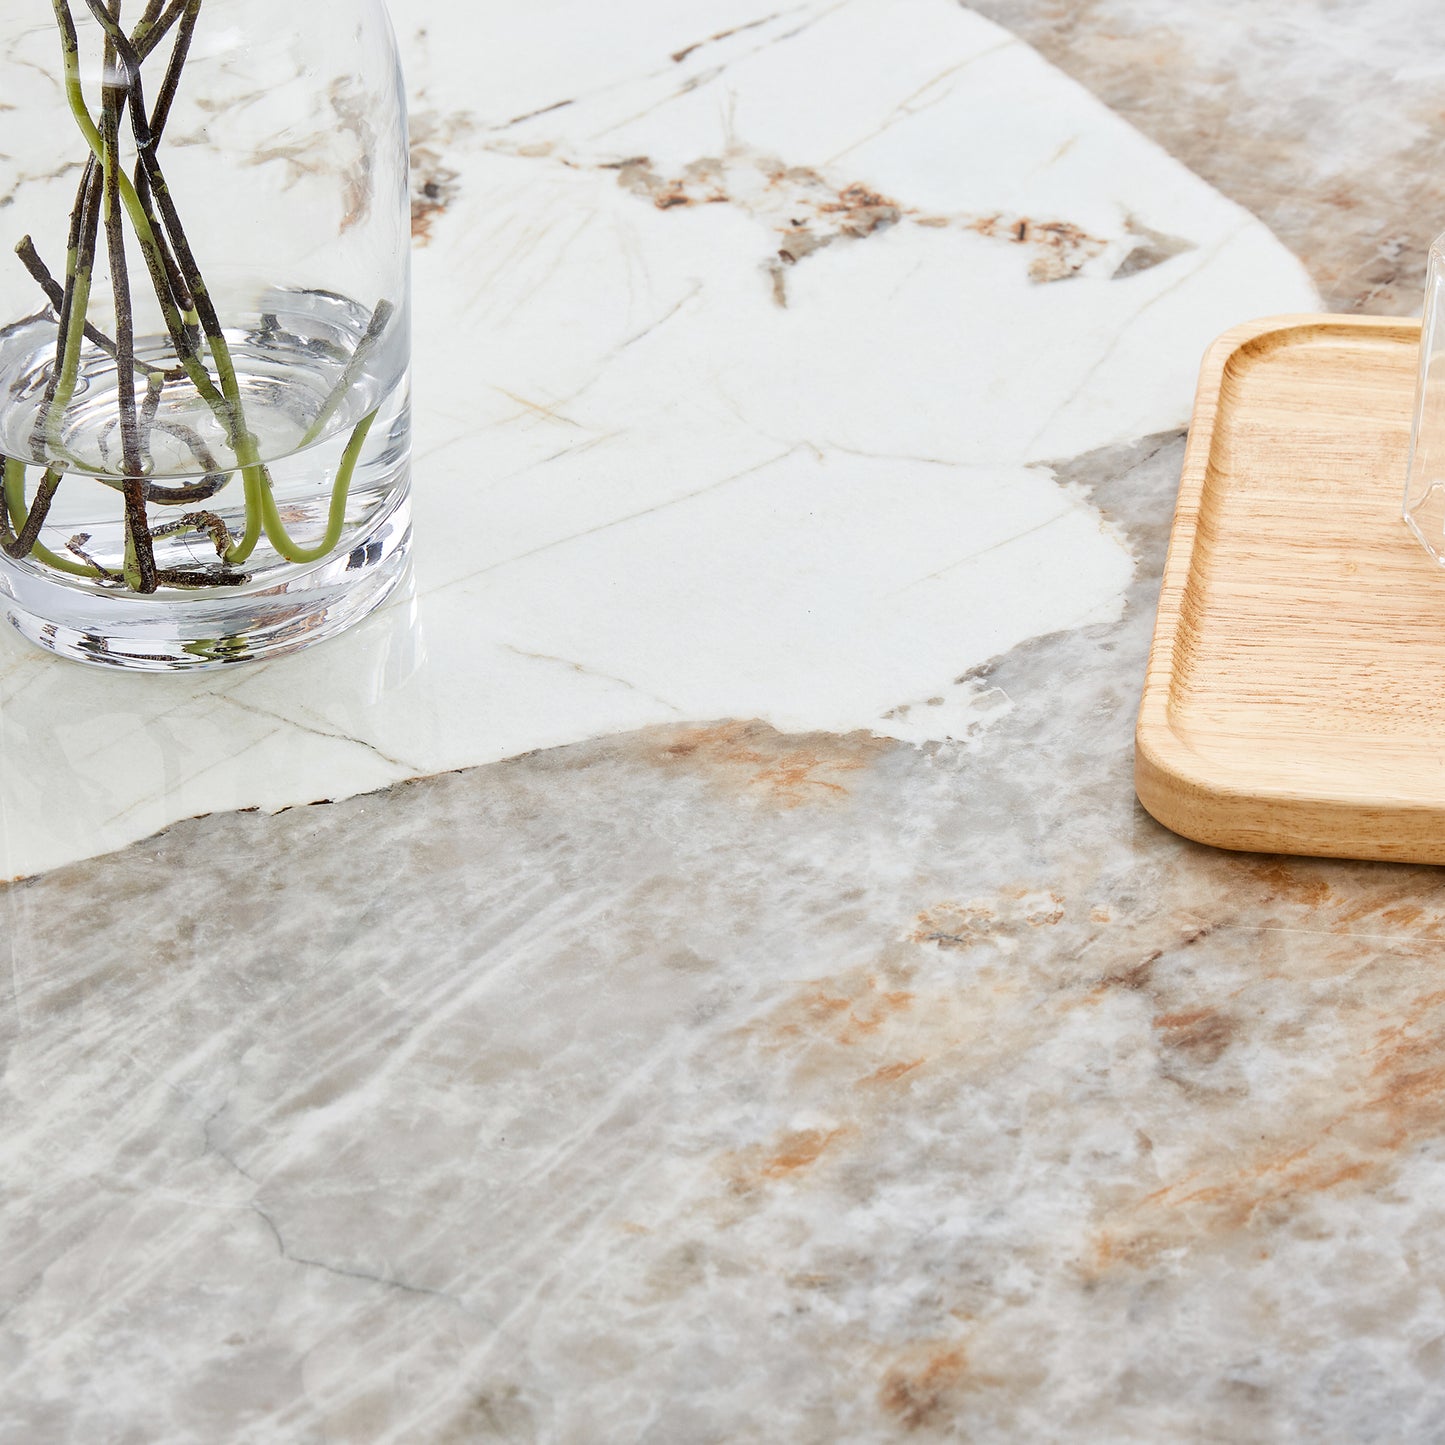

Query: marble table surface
<box><xmin>3</xmin><ymin>1</ymin><xmax>1444</xmax><ymax>1440</ymax></box>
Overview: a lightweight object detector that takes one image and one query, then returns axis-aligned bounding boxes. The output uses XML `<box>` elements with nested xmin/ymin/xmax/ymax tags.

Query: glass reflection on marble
<box><xmin>0</xmin><ymin>559</ymin><xmax>426</xmax><ymax>881</ymax></box>
<box><xmin>1405</xmin><ymin>231</ymin><xmax>1445</xmax><ymax>563</ymax></box>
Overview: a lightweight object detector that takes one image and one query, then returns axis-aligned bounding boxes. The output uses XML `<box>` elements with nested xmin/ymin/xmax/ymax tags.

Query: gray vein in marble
<box><xmin>616</xmin><ymin>282</ymin><xmax>704</xmax><ymax>350</ymax></box>
<box><xmin>586</xmin><ymin>0</ymin><xmax>859</xmax><ymax>140</ymax></box>
<box><xmin>91</xmin><ymin>724</ymin><xmax>280</xmax><ymax>833</ymax></box>
<box><xmin>888</xmin><ymin>504</ymin><xmax>1078</xmax><ymax>593</ymax></box>
<box><xmin>216</xmin><ymin>697</ymin><xmax>421</xmax><ymax>777</ymax></box>
<box><xmin>250</xmin><ymin>1204</ymin><xmax>462</xmax><ymax>1308</ymax></box>
<box><xmin>497</xmin><ymin>645</ymin><xmax>685</xmax><ymax>715</ymax></box>
<box><xmin>426</xmin><ymin>446</ymin><xmax>800</xmax><ymax>595</ymax></box>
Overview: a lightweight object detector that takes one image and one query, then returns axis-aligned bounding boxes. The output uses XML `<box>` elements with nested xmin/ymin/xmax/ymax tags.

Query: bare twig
<box><xmin>147</xmin><ymin>0</ymin><xmax>200</xmax><ymax>141</ymax></box>
<box><xmin>65</xmin><ymin>531</ymin><xmax>123</xmax><ymax>579</ymax></box>
<box><xmin>150</xmin><ymin>507</ymin><xmax>233</xmax><ymax>555</ymax></box>
<box><xmin>99</xmin><ymin>3</ymin><xmax>157</xmax><ymax>593</ymax></box>
<box><xmin>15</xmin><ymin>235</ymin><xmax>180</xmax><ymax>380</ymax></box>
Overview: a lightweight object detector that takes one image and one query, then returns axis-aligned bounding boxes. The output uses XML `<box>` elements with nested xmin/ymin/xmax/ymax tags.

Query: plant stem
<box><xmin>1</xmin><ymin>465</ymin><xmax>61</xmax><ymax>559</ymax></box>
<box><xmin>76</xmin><ymin>0</ymin><xmax>278</xmax><ymax>566</ymax></box>
<box><xmin>40</xmin><ymin>180</ymin><xmax>101</xmax><ymax>462</ymax></box>
<box><xmin>144</xmin><ymin>420</ymin><xmax>228</xmax><ymax>500</ymax></box>
<box><xmin>151</xmin><ymin>507</ymin><xmax>231</xmax><ymax>554</ymax></box>
<box><xmin>87</xmin><ymin>0</ymin><xmax>278</xmax><ymax>564</ymax></box>
<box><xmin>129</xmin><ymin>0</ymin><xmax>198</xmax><ymax>328</ymax></box>
<box><xmin>15</xmin><ymin>235</ymin><xmax>172</xmax><ymax>382</ymax></box>
<box><xmin>54</xmin><ymin>1</ymin><xmax>224</xmax><ymax>418</ymax></box>
<box><xmin>300</xmin><ymin>300</ymin><xmax>394</xmax><ymax>449</ymax></box>
<box><xmin>146</xmin><ymin>0</ymin><xmax>199</xmax><ymax>143</ymax></box>
<box><xmin>99</xmin><ymin>0</ymin><xmax>157</xmax><ymax>593</ymax></box>
<box><xmin>257</xmin><ymin>409</ymin><xmax>377</xmax><ymax>564</ymax></box>
<box><xmin>32</xmin><ymin>158</ymin><xmax>101</xmax><ymax>460</ymax></box>
<box><xmin>22</xmin><ymin>0</ymin><xmax>192</xmax><ymax>468</ymax></box>
<box><xmin>38</xmin><ymin>0</ymin><xmax>190</xmax><ymax>415</ymax></box>
<box><xmin>34</xmin><ymin>0</ymin><xmax>379</xmax><ymax>588</ymax></box>
<box><xmin>2</xmin><ymin>457</ymin><xmax>104</xmax><ymax>577</ymax></box>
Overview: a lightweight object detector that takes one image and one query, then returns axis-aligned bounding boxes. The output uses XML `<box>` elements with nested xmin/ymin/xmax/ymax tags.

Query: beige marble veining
<box><xmin>7</xmin><ymin>434</ymin><xmax>1445</xmax><ymax>1442</ymax></box>
<box><xmin>3</xmin><ymin>1</ymin><xmax>1444</xmax><ymax>1441</ymax></box>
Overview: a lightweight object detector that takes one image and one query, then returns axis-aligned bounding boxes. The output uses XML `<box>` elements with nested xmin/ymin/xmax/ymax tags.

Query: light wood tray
<box><xmin>1134</xmin><ymin>312</ymin><xmax>1445</xmax><ymax>864</ymax></box>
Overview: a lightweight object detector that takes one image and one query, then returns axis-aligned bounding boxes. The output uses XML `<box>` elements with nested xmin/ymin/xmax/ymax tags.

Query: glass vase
<box><xmin>0</xmin><ymin>0</ymin><xmax>410</xmax><ymax>669</ymax></box>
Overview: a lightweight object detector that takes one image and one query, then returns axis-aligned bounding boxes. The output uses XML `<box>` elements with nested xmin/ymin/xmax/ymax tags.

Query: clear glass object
<box><xmin>1405</xmin><ymin>232</ymin><xmax>1445</xmax><ymax>564</ymax></box>
<box><xmin>0</xmin><ymin>0</ymin><xmax>410</xmax><ymax>669</ymax></box>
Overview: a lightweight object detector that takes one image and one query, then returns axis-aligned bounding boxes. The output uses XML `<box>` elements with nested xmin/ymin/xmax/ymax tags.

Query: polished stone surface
<box><xmin>9</xmin><ymin>434</ymin><xmax>1445</xmax><ymax>1443</ymax></box>
<box><xmin>0</xmin><ymin>0</ymin><xmax>1314</xmax><ymax>878</ymax></box>
<box><xmin>4</xmin><ymin>2</ymin><xmax>1442</xmax><ymax>1442</ymax></box>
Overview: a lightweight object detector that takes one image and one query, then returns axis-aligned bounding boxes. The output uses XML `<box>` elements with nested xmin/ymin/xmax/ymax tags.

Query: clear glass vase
<box><xmin>0</xmin><ymin>0</ymin><xmax>410</xmax><ymax>669</ymax></box>
<box><xmin>1406</xmin><ymin>232</ymin><xmax>1445</xmax><ymax>564</ymax></box>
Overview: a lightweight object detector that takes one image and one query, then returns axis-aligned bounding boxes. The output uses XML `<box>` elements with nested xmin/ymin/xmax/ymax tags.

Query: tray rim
<box><xmin>1133</xmin><ymin>311</ymin><xmax>1435</xmax><ymax>862</ymax></box>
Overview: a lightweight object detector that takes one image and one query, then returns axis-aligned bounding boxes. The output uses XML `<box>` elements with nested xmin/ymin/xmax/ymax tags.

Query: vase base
<box><xmin>0</xmin><ymin>498</ymin><xmax>411</xmax><ymax>671</ymax></box>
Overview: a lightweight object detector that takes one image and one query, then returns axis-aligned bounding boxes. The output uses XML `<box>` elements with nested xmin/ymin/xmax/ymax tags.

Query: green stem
<box><xmin>299</xmin><ymin>301</ymin><xmax>394</xmax><ymax>449</ymax></box>
<box><xmin>145</xmin><ymin>0</ymin><xmax>200</xmax><ymax>141</ymax></box>
<box><xmin>3</xmin><ymin>457</ymin><xmax>104</xmax><ymax>578</ymax></box>
<box><xmin>76</xmin><ymin>0</ymin><xmax>277</xmax><ymax>562</ymax></box>
<box><xmin>30</xmin><ymin>0</ymin><xmax>190</xmax><ymax>460</ymax></box>
<box><xmin>2</xmin><ymin>464</ymin><xmax>61</xmax><ymax>558</ymax></box>
<box><xmin>253</xmin><ymin>409</ymin><xmax>377</xmax><ymax>565</ymax></box>
<box><xmin>41</xmin><ymin>230</ymin><xmax>96</xmax><ymax>458</ymax></box>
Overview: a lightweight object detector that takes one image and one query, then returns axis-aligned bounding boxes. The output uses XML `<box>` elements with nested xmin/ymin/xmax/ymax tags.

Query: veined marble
<box><xmin>8</xmin><ymin>434</ymin><xmax>1445</xmax><ymax>1443</ymax></box>
<box><xmin>0</xmin><ymin>0</ymin><xmax>1315</xmax><ymax>878</ymax></box>
<box><xmin>10</xmin><ymin>3</ymin><xmax>1436</xmax><ymax>1442</ymax></box>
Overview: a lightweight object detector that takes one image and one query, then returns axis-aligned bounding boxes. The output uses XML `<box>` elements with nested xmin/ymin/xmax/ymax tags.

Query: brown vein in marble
<box><xmin>669</xmin><ymin>11</ymin><xmax>783</xmax><ymax>64</ymax></box>
<box><xmin>608</xmin><ymin>145</ymin><xmax>1129</xmax><ymax>305</ymax></box>
<box><xmin>409</xmin><ymin>107</ymin><xmax>473</xmax><ymax>244</ymax></box>
<box><xmin>478</xmin><ymin>137</ymin><xmax>1191</xmax><ymax>306</ymax></box>
<box><xmin>238</xmin><ymin>75</ymin><xmax>377</xmax><ymax>233</ymax></box>
<box><xmin>452</xmin><ymin>12</ymin><xmax>1201</xmax><ymax>303</ymax></box>
<box><xmin>652</xmin><ymin>719</ymin><xmax>890</xmax><ymax>806</ymax></box>
<box><xmin>878</xmin><ymin>1344</ymin><xmax>977</xmax><ymax>1432</ymax></box>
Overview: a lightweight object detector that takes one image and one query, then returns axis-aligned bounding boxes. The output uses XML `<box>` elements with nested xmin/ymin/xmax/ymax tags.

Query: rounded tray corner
<box><xmin>1133</xmin><ymin>719</ymin><xmax>1244</xmax><ymax>851</ymax></box>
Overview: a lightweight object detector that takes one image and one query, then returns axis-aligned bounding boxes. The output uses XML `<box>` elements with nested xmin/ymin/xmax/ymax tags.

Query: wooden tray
<box><xmin>1133</xmin><ymin>312</ymin><xmax>1445</xmax><ymax>864</ymax></box>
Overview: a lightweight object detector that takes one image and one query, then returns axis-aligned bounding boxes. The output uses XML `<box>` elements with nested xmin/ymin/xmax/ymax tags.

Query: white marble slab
<box><xmin>0</xmin><ymin>0</ymin><xmax>1317</xmax><ymax>878</ymax></box>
